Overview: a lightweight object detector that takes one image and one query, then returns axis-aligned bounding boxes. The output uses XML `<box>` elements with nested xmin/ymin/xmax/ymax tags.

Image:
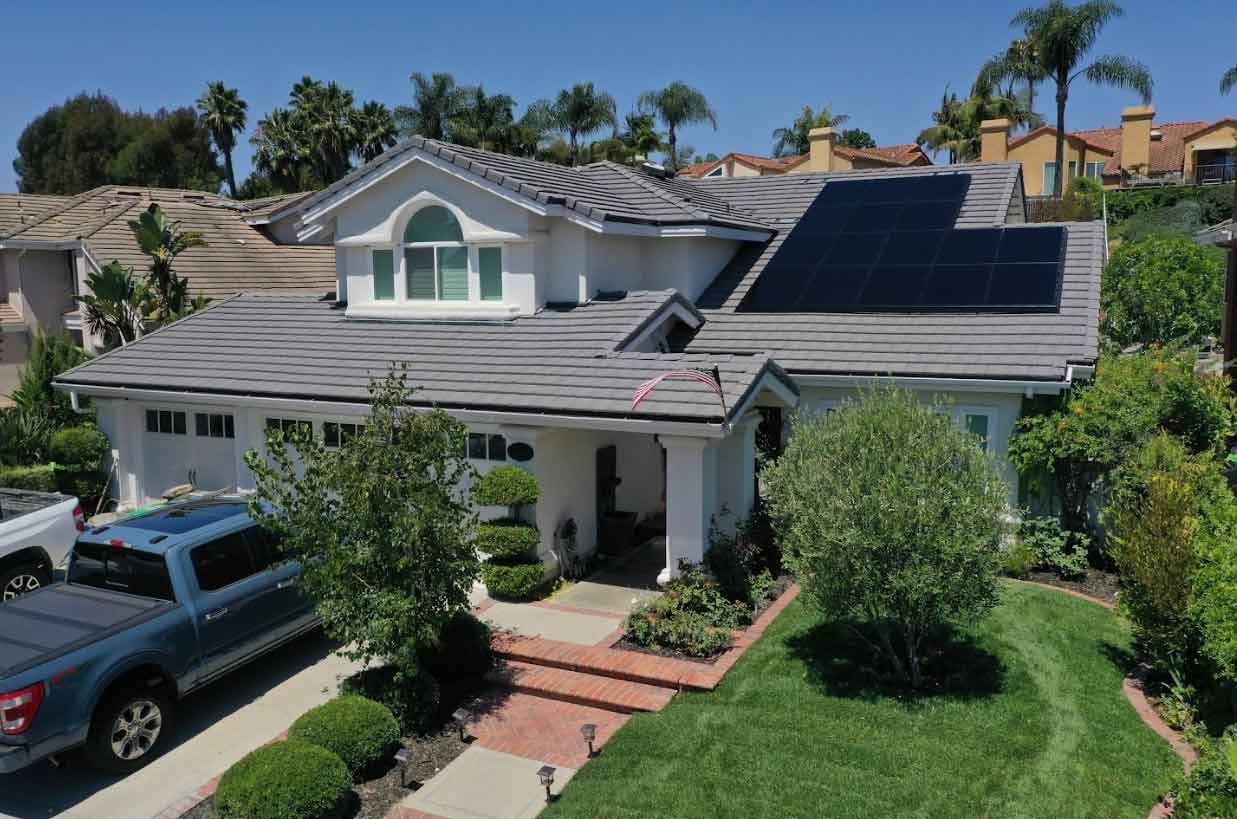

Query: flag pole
<box><xmin>712</xmin><ymin>365</ymin><xmax>730</xmax><ymax>431</ymax></box>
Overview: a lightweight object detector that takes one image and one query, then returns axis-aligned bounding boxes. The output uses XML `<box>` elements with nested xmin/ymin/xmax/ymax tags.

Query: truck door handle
<box><xmin>204</xmin><ymin>607</ymin><xmax>229</xmax><ymax>622</ymax></box>
<box><xmin>276</xmin><ymin>578</ymin><xmax>296</xmax><ymax>590</ymax></box>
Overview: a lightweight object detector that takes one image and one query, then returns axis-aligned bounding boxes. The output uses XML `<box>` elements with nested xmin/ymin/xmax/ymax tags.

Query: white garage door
<box><xmin>142</xmin><ymin>408</ymin><xmax>238</xmax><ymax>501</ymax></box>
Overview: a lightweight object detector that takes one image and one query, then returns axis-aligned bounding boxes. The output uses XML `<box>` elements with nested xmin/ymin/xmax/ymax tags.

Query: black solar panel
<box><xmin>743</xmin><ymin>176</ymin><xmax>1065</xmax><ymax>313</ymax></box>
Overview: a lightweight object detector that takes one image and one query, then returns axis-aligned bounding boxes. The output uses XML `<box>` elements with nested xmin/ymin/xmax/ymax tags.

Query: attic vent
<box><xmin>115</xmin><ymin>191</ymin><xmax>143</xmax><ymax>198</ymax></box>
<box><xmin>1150</xmin><ymin>129</ymin><xmax>1163</xmax><ymax>141</ymax></box>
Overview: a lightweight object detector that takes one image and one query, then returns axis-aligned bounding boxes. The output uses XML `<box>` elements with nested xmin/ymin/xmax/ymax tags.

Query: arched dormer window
<box><xmin>370</xmin><ymin>204</ymin><xmax>503</xmax><ymax>304</ymax></box>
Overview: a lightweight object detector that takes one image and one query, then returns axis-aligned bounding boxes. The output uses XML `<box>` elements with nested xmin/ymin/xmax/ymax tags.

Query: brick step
<box><xmin>491</xmin><ymin>633</ymin><xmax>723</xmax><ymax>692</ymax></box>
<box><xmin>486</xmin><ymin>660</ymin><xmax>676</xmax><ymax>713</ymax></box>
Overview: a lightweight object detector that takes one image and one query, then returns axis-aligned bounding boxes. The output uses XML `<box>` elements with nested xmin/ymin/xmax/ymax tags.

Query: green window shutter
<box><xmin>404</xmin><ymin>206</ymin><xmax>463</xmax><ymax>243</ymax></box>
<box><xmin>406</xmin><ymin>247</ymin><xmax>436</xmax><ymax>299</ymax></box>
<box><xmin>479</xmin><ymin>247</ymin><xmax>502</xmax><ymax>301</ymax></box>
<box><xmin>372</xmin><ymin>249</ymin><xmax>394</xmax><ymax>300</ymax></box>
<box><xmin>965</xmin><ymin>413</ymin><xmax>989</xmax><ymax>451</ymax></box>
<box><xmin>437</xmin><ymin>246</ymin><xmax>469</xmax><ymax>301</ymax></box>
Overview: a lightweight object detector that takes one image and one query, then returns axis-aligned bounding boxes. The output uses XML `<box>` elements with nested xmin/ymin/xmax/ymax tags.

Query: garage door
<box><xmin>142</xmin><ymin>408</ymin><xmax>238</xmax><ymax>501</ymax></box>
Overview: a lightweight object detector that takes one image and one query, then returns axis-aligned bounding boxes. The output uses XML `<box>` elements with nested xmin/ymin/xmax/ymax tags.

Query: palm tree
<box><xmin>196</xmin><ymin>82</ymin><xmax>247</xmax><ymax>198</ymax></box>
<box><xmin>394</xmin><ymin>72</ymin><xmax>467</xmax><ymax>141</ymax></box>
<box><xmin>1011</xmin><ymin>0</ymin><xmax>1152</xmax><ymax>197</ymax></box>
<box><xmin>917</xmin><ymin>90</ymin><xmax>972</xmax><ymax>163</ymax></box>
<box><xmin>127</xmin><ymin>204</ymin><xmax>206</xmax><ymax>323</ymax></box>
<box><xmin>977</xmin><ymin>37</ymin><xmax>1047</xmax><ymax>123</ymax></box>
<box><xmin>450</xmin><ymin>86</ymin><xmax>517</xmax><ymax>152</ymax></box>
<box><xmin>620</xmin><ymin>112</ymin><xmax>663</xmax><ymax>162</ymax></box>
<box><xmin>291</xmin><ymin>78</ymin><xmax>358</xmax><ymax>184</ymax></box>
<box><xmin>81</xmin><ymin>262</ymin><xmax>147</xmax><ymax>348</ymax></box>
<box><xmin>638</xmin><ymin>82</ymin><xmax>717</xmax><ymax>172</ymax></box>
<box><xmin>251</xmin><ymin>108</ymin><xmax>307</xmax><ymax>191</ymax></box>
<box><xmin>551</xmin><ymin>83</ymin><xmax>618</xmax><ymax>166</ymax></box>
<box><xmin>499</xmin><ymin>99</ymin><xmax>556</xmax><ymax>158</ymax></box>
<box><xmin>353</xmin><ymin>102</ymin><xmax>398</xmax><ymax>163</ymax></box>
<box><xmin>1223</xmin><ymin>66</ymin><xmax>1237</xmax><ymax>94</ymax></box>
<box><xmin>770</xmin><ymin>104</ymin><xmax>850</xmax><ymax>157</ymax></box>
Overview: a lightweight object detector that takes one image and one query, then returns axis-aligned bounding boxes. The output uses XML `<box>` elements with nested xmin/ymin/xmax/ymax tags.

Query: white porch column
<box><xmin>659</xmin><ymin>435</ymin><xmax>711</xmax><ymax>585</ymax></box>
<box><xmin>715</xmin><ymin>414</ymin><xmax>760</xmax><ymax>532</ymax></box>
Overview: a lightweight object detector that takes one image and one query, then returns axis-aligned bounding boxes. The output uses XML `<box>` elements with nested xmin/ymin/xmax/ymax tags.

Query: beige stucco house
<box><xmin>679</xmin><ymin>129</ymin><xmax>931</xmax><ymax>179</ymax></box>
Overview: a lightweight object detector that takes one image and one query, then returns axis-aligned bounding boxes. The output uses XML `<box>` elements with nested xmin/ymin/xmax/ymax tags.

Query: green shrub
<box><xmin>11</xmin><ymin>333</ymin><xmax>90</xmax><ymax>427</ymax></box>
<box><xmin>481</xmin><ymin>557</ymin><xmax>546</xmax><ymax>600</ymax></box>
<box><xmin>288</xmin><ymin>695</ymin><xmax>400</xmax><ymax>780</ymax></box>
<box><xmin>1116</xmin><ymin>199</ymin><xmax>1205</xmax><ymax>243</ymax></box>
<box><xmin>1016</xmin><ymin>516</ymin><xmax>1088</xmax><ymax>578</ymax></box>
<box><xmin>215</xmin><ymin>739</ymin><xmax>351</xmax><ymax>819</ymax></box>
<box><xmin>1105</xmin><ymin>183</ymin><xmax>1234</xmax><ymax>232</ymax></box>
<box><xmin>341</xmin><ymin>665</ymin><xmax>441</xmax><ymax>735</ymax></box>
<box><xmin>417</xmin><ymin>610</ymin><xmax>492</xmax><ymax>680</ymax></box>
<box><xmin>0</xmin><ymin>463</ymin><xmax>58</xmax><ymax>492</ymax></box>
<box><xmin>1189</xmin><ymin>476</ymin><xmax>1237</xmax><ymax>682</ymax></box>
<box><xmin>665</xmin><ymin>563</ymin><xmax>750</xmax><ymax>628</ymax></box>
<box><xmin>472</xmin><ymin>465</ymin><xmax>540</xmax><ymax>510</ymax></box>
<box><xmin>705</xmin><ymin>504</ymin><xmax>781</xmax><ymax>605</ymax></box>
<box><xmin>49</xmin><ymin>425</ymin><xmax>109</xmax><ymax>467</ymax></box>
<box><xmin>1173</xmin><ymin>727</ymin><xmax>1237</xmax><ymax>818</ymax></box>
<box><xmin>1000</xmin><ymin>539</ymin><xmax>1037</xmax><ymax>578</ymax></box>
<box><xmin>476</xmin><ymin>519</ymin><xmax>540</xmax><ymax>560</ymax></box>
<box><xmin>0</xmin><ymin>408</ymin><xmax>56</xmax><ymax>466</ymax></box>
<box><xmin>624</xmin><ymin>599</ymin><xmax>733</xmax><ymax>657</ymax></box>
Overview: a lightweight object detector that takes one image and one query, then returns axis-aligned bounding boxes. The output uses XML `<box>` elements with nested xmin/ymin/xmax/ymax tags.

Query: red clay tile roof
<box><xmin>1008</xmin><ymin>120</ymin><xmax>1216</xmax><ymax>177</ymax></box>
<box><xmin>679</xmin><ymin>144</ymin><xmax>928</xmax><ymax>177</ymax></box>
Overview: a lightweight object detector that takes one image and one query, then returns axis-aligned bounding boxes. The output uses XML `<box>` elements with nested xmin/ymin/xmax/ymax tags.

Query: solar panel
<box><xmin>741</xmin><ymin>175</ymin><xmax>1065</xmax><ymax>313</ymax></box>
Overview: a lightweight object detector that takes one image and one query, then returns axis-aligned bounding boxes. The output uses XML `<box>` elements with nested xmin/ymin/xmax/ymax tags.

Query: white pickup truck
<box><xmin>0</xmin><ymin>488</ymin><xmax>83</xmax><ymax>600</ymax></box>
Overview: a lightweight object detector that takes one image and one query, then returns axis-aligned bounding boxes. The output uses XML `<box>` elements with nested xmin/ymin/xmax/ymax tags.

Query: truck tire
<box><xmin>0</xmin><ymin>563</ymin><xmax>52</xmax><ymax>601</ymax></box>
<box><xmin>85</xmin><ymin>687</ymin><xmax>173</xmax><ymax>773</ymax></box>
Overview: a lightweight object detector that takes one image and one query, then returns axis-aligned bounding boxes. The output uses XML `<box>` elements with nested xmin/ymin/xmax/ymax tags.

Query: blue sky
<box><xmin>0</xmin><ymin>0</ymin><xmax>1232</xmax><ymax>192</ymax></box>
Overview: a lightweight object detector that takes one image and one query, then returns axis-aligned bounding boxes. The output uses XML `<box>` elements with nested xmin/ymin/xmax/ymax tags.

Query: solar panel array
<box><xmin>743</xmin><ymin>176</ymin><xmax>1065</xmax><ymax>312</ymax></box>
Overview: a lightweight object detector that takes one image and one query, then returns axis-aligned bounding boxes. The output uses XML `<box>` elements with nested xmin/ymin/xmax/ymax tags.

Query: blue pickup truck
<box><xmin>0</xmin><ymin>498</ymin><xmax>318</xmax><ymax>774</ymax></box>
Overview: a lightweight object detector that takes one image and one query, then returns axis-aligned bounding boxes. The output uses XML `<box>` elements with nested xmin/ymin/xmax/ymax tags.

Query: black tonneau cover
<box><xmin>0</xmin><ymin>584</ymin><xmax>174</xmax><ymax>679</ymax></box>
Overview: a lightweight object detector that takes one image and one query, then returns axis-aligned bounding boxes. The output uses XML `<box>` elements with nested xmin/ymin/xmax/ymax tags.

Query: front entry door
<box><xmin>596</xmin><ymin>445</ymin><xmax>618</xmax><ymax>543</ymax></box>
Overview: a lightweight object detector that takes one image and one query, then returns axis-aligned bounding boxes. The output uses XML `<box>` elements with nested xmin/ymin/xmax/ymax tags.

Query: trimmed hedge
<box><xmin>49</xmin><ymin>425</ymin><xmax>109</xmax><ymax>467</ymax></box>
<box><xmin>288</xmin><ymin>695</ymin><xmax>400</xmax><ymax>780</ymax></box>
<box><xmin>341</xmin><ymin>665</ymin><xmax>441</xmax><ymax>735</ymax></box>
<box><xmin>476</xmin><ymin>519</ymin><xmax>540</xmax><ymax>560</ymax></box>
<box><xmin>417</xmin><ymin>610</ymin><xmax>493</xmax><ymax>680</ymax></box>
<box><xmin>472</xmin><ymin>465</ymin><xmax>540</xmax><ymax>508</ymax></box>
<box><xmin>481</xmin><ymin>557</ymin><xmax>546</xmax><ymax>600</ymax></box>
<box><xmin>215</xmin><ymin>739</ymin><xmax>351</xmax><ymax>819</ymax></box>
<box><xmin>0</xmin><ymin>463</ymin><xmax>58</xmax><ymax>492</ymax></box>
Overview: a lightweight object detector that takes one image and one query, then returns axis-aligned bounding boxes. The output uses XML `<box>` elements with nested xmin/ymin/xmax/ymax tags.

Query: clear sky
<box><xmin>0</xmin><ymin>0</ymin><xmax>1232</xmax><ymax>192</ymax></box>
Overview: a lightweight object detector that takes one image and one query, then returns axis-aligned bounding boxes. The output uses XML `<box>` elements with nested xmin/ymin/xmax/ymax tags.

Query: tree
<box><xmin>762</xmin><ymin>388</ymin><xmax>1009</xmax><ymax>688</ymax></box>
<box><xmin>106</xmin><ymin>108</ymin><xmax>223</xmax><ymax>192</ymax></box>
<box><xmin>666</xmin><ymin>143</ymin><xmax>698</xmax><ymax>170</ymax></box>
<box><xmin>1223</xmin><ymin>66</ymin><xmax>1237</xmax><ymax>94</ymax></box>
<box><xmin>918</xmin><ymin>90</ymin><xmax>972</xmax><ymax>163</ymax></box>
<box><xmin>394</xmin><ymin>72</ymin><xmax>467</xmax><ymax>140</ymax></box>
<box><xmin>250</xmin><ymin>107</ymin><xmax>310</xmax><ymax>193</ymax></box>
<box><xmin>291</xmin><ymin>77</ymin><xmax>358</xmax><ymax>184</ymax></box>
<box><xmin>80</xmin><ymin>261</ymin><xmax>147</xmax><ymax>347</ymax></box>
<box><xmin>839</xmin><ymin>128</ymin><xmax>876</xmax><ymax>149</ymax></box>
<box><xmin>353</xmin><ymin>101</ymin><xmax>397</xmax><ymax>163</ymax></box>
<box><xmin>1011</xmin><ymin>0</ymin><xmax>1152</xmax><ymax>197</ymax></box>
<box><xmin>918</xmin><ymin>78</ymin><xmax>1042</xmax><ymax>163</ymax></box>
<box><xmin>450</xmin><ymin>86</ymin><xmax>516</xmax><ymax>152</ymax></box>
<box><xmin>639</xmin><ymin>81</ymin><xmax>717</xmax><ymax>172</ymax></box>
<box><xmin>550</xmin><ymin>83</ymin><xmax>617</xmax><ymax>166</ymax></box>
<box><xmin>770</xmin><ymin>104</ymin><xmax>849</xmax><ymax>157</ymax></box>
<box><xmin>127</xmin><ymin>204</ymin><xmax>207</xmax><ymax>323</ymax></box>
<box><xmin>243</xmin><ymin>368</ymin><xmax>480</xmax><ymax>678</ymax></box>
<box><xmin>11</xmin><ymin>333</ymin><xmax>90</xmax><ymax>426</ymax></box>
<box><xmin>197</xmin><ymin>82</ymin><xmax>248</xmax><ymax>197</ymax></box>
<box><xmin>619</xmin><ymin>112</ymin><xmax>663</xmax><ymax>160</ymax></box>
<box><xmin>977</xmin><ymin>37</ymin><xmax>1048</xmax><ymax>123</ymax></box>
<box><xmin>1101</xmin><ymin>234</ymin><xmax>1227</xmax><ymax>348</ymax></box>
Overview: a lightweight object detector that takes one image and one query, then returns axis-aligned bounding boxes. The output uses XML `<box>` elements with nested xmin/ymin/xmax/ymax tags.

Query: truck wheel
<box><xmin>85</xmin><ymin>688</ymin><xmax>172</xmax><ymax>773</ymax></box>
<box><xmin>0</xmin><ymin>564</ymin><xmax>51</xmax><ymax>601</ymax></box>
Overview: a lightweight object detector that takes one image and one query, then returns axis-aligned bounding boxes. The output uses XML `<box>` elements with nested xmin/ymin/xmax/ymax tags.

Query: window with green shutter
<box><xmin>372</xmin><ymin>249</ymin><xmax>394</xmax><ymax>300</ymax></box>
<box><xmin>406</xmin><ymin>247</ymin><xmax>436</xmax><ymax>299</ymax></box>
<box><xmin>437</xmin><ymin>246</ymin><xmax>469</xmax><ymax>301</ymax></box>
<box><xmin>479</xmin><ymin>247</ymin><xmax>502</xmax><ymax>301</ymax></box>
<box><xmin>964</xmin><ymin>413</ymin><xmax>990</xmax><ymax>451</ymax></box>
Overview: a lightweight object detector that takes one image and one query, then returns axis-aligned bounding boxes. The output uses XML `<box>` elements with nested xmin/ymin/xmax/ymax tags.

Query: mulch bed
<box><xmin>180</xmin><ymin>727</ymin><xmax>469</xmax><ymax>819</ymax></box>
<box><xmin>1023</xmin><ymin>568</ymin><xmax>1121</xmax><ymax>605</ymax></box>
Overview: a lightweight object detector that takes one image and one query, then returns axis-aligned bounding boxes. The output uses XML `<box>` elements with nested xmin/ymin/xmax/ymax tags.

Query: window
<box><xmin>372</xmin><ymin>249</ymin><xmax>395</xmax><ymax>301</ymax></box>
<box><xmin>69</xmin><ymin>542</ymin><xmax>175</xmax><ymax>601</ymax></box>
<box><xmin>479</xmin><ymin>247</ymin><xmax>503</xmax><ymax>302</ymax></box>
<box><xmin>370</xmin><ymin>205</ymin><xmax>505</xmax><ymax>305</ymax></box>
<box><xmin>963</xmin><ymin>413</ymin><xmax>991</xmax><ymax>452</ymax></box>
<box><xmin>266</xmin><ymin>417</ymin><xmax>312</xmax><ymax>440</ymax></box>
<box><xmin>195</xmin><ymin>413</ymin><xmax>234</xmax><ymax>439</ymax></box>
<box><xmin>146</xmin><ymin>409</ymin><xmax>186</xmax><ymax>435</ymax></box>
<box><xmin>704</xmin><ymin>166</ymin><xmax>724</xmax><ymax>178</ymax></box>
<box><xmin>1084</xmin><ymin>161</ymin><xmax>1104</xmax><ymax>180</ymax></box>
<box><xmin>243</xmin><ymin>526</ymin><xmax>283</xmax><ymax>572</ymax></box>
<box><xmin>1043</xmin><ymin>161</ymin><xmax>1080</xmax><ymax>194</ymax></box>
<box><xmin>466</xmin><ymin>432</ymin><xmax>507</xmax><ymax>461</ymax></box>
<box><xmin>324</xmin><ymin>421</ymin><xmax>365</xmax><ymax>448</ymax></box>
<box><xmin>191</xmin><ymin>532</ymin><xmax>258</xmax><ymax>592</ymax></box>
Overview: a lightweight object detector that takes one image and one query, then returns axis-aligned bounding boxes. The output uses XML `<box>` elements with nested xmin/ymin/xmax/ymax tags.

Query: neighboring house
<box><xmin>53</xmin><ymin>139</ymin><xmax>1103</xmax><ymax>585</ymax></box>
<box><xmin>679</xmin><ymin>132</ymin><xmax>931</xmax><ymax>178</ymax></box>
<box><xmin>0</xmin><ymin>186</ymin><xmax>333</xmax><ymax>401</ymax></box>
<box><xmin>981</xmin><ymin>106</ymin><xmax>1237</xmax><ymax>195</ymax></box>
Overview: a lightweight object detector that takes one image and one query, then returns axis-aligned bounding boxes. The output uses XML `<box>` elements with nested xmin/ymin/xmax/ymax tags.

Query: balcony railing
<box><xmin>1195</xmin><ymin>163</ymin><xmax>1236</xmax><ymax>185</ymax></box>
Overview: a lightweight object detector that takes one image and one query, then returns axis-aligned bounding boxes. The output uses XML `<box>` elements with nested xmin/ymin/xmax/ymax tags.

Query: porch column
<box><xmin>716</xmin><ymin>414</ymin><xmax>760</xmax><ymax>531</ymax></box>
<box><xmin>659</xmin><ymin>435</ymin><xmax>710</xmax><ymax>585</ymax></box>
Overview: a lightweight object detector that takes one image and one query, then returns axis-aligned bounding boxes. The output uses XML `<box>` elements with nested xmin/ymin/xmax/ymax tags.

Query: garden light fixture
<box><xmin>537</xmin><ymin>765</ymin><xmax>556</xmax><ymax>801</ymax></box>
<box><xmin>452</xmin><ymin>708</ymin><xmax>471</xmax><ymax>742</ymax></box>
<box><xmin>394</xmin><ymin>746</ymin><xmax>413</xmax><ymax>788</ymax></box>
<box><xmin>581</xmin><ymin>723</ymin><xmax>597</xmax><ymax>757</ymax></box>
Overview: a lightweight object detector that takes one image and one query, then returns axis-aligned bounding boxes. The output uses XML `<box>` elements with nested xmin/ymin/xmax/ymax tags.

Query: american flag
<box><xmin>631</xmin><ymin>366</ymin><xmax>727</xmax><ymax>417</ymax></box>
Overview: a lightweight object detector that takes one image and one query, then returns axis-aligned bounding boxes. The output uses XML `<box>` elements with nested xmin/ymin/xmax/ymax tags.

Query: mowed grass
<box><xmin>544</xmin><ymin>582</ymin><xmax>1180</xmax><ymax>819</ymax></box>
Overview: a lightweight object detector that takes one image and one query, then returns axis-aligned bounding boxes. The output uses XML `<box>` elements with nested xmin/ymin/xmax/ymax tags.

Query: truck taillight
<box><xmin>72</xmin><ymin>504</ymin><xmax>85</xmax><ymax>533</ymax></box>
<box><xmin>0</xmin><ymin>683</ymin><xmax>44</xmax><ymax>735</ymax></box>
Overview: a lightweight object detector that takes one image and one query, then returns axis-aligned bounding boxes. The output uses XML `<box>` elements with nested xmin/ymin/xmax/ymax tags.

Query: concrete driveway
<box><xmin>0</xmin><ymin>632</ymin><xmax>362</xmax><ymax>819</ymax></box>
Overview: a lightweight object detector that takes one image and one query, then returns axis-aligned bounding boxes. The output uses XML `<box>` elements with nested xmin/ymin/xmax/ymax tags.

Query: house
<box><xmin>980</xmin><ymin>106</ymin><xmax>1237</xmax><ymax>195</ymax></box>
<box><xmin>52</xmin><ymin>138</ymin><xmax>1103</xmax><ymax>585</ymax></box>
<box><xmin>678</xmin><ymin>130</ymin><xmax>931</xmax><ymax>178</ymax></box>
<box><xmin>0</xmin><ymin>186</ymin><xmax>334</xmax><ymax>401</ymax></box>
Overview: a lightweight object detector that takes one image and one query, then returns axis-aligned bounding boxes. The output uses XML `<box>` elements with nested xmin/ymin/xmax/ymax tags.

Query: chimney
<box><xmin>807</xmin><ymin>127</ymin><xmax>838</xmax><ymax>171</ymax></box>
<box><xmin>1120</xmin><ymin>105</ymin><xmax>1155</xmax><ymax>176</ymax></box>
<box><xmin>980</xmin><ymin>119</ymin><xmax>1011</xmax><ymax>162</ymax></box>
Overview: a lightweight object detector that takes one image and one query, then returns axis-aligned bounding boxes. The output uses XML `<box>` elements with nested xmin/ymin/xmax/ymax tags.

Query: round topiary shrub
<box><xmin>472</xmin><ymin>465</ymin><xmax>540</xmax><ymax>510</ymax></box>
<box><xmin>341</xmin><ymin>665</ymin><xmax>441</xmax><ymax>735</ymax></box>
<box><xmin>476</xmin><ymin>519</ymin><xmax>541</xmax><ymax>560</ymax></box>
<box><xmin>49</xmin><ymin>425</ymin><xmax>110</xmax><ymax>467</ymax></box>
<box><xmin>288</xmin><ymin>695</ymin><xmax>400</xmax><ymax>780</ymax></box>
<box><xmin>215</xmin><ymin>739</ymin><xmax>351</xmax><ymax>819</ymax></box>
<box><xmin>481</xmin><ymin>557</ymin><xmax>546</xmax><ymax>600</ymax></box>
<box><xmin>417</xmin><ymin>610</ymin><xmax>493</xmax><ymax>680</ymax></box>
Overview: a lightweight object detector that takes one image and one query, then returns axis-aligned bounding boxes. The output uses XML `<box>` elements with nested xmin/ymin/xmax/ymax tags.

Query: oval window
<box><xmin>508</xmin><ymin>442</ymin><xmax>534</xmax><ymax>462</ymax></box>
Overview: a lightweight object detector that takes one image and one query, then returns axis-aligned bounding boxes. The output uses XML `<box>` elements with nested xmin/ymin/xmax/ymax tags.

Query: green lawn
<box><xmin>544</xmin><ymin>582</ymin><xmax>1180</xmax><ymax>819</ymax></box>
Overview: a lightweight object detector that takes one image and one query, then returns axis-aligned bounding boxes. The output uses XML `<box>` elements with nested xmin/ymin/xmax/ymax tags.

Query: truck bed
<box><xmin>0</xmin><ymin>489</ymin><xmax>68</xmax><ymax>524</ymax></box>
<box><xmin>0</xmin><ymin>584</ymin><xmax>174</xmax><ymax>678</ymax></box>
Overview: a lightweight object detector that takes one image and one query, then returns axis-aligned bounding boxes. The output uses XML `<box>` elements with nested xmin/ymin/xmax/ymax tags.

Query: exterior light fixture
<box><xmin>394</xmin><ymin>746</ymin><xmax>413</xmax><ymax>788</ymax></box>
<box><xmin>581</xmin><ymin>723</ymin><xmax>597</xmax><ymax>757</ymax></box>
<box><xmin>452</xmin><ymin>708</ymin><xmax>471</xmax><ymax>743</ymax></box>
<box><xmin>537</xmin><ymin>765</ymin><xmax>556</xmax><ymax>801</ymax></box>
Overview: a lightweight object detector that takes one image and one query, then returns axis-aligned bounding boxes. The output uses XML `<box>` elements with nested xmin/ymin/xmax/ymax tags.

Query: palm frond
<box><xmin>1084</xmin><ymin>55</ymin><xmax>1153</xmax><ymax>102</ymax></box>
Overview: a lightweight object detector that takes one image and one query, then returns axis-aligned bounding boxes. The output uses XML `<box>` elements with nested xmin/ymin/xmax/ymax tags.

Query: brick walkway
<box><xmin>466</xmin><ymin>691</ymin><xmax>630</xmax><ymax>768</ymax></box>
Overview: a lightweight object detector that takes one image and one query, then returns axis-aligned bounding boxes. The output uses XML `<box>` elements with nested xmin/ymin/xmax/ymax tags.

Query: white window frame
<box><xmin>953</xmin><ymin>406</ymin><xmax>996</xmax><ymax>453</ymax></box>
<box><xmin>704</xmin><ymin>165</ymin><xmax>725</xmax><ymax>178</ymax></box>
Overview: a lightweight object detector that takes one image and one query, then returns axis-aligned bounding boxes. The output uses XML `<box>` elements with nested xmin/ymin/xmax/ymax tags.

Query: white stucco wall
<box><xmin>1</xmin><ymin>249</ymin><xmax>75</xmax><ymax>335</ymax></box>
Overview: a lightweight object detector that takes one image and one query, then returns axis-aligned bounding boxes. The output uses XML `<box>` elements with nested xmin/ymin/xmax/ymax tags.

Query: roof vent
<box><xmin>1150</xmin><ymin>129</ymin><xmax>1162</xmax><ymax>141</ymax></box>
<box><xmin>639</xmin><ymin>161</ymin><xmax>672</xmax><ymax>179</ymax></box>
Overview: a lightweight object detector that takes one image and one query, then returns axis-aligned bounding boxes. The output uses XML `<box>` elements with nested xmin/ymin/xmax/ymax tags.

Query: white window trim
<box><xmin>952</xmin><ymin>405</ymin><xmax>997</xmax><ymax>452</ymax></box>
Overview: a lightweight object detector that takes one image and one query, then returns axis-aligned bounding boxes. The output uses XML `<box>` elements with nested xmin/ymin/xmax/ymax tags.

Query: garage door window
<box><xmin>196</xmin><ymin>413</ymin><xmax>235</xmax><ymax>439</ymax></box>
<box><xmin>324</xmin><ymin>422</ymin><xmax>365</xmax><ymax>448</ymax></box>
<box><xmin>146</xmin><ymin>409</ymin><xmax>186</xmax><ymax>435</ymax></box>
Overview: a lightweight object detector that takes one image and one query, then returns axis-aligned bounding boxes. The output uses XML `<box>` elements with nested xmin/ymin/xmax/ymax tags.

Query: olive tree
<box><xmin>244</xmin><ymin>368</ymin><xmax>479</xmax><ymax>679</ymax></box>
<box><xmin>762</xmin><ymin>387</ymin><xmax>1010</xmax><ymax>688</ymax></box>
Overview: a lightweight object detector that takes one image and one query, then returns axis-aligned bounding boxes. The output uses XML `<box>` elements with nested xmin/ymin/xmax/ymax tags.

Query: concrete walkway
<box><xmin>0</xmin><ymin>632</ymin><xmax>360</xmax><ymax>819</ymax></box>
<box><xmin>392</xmin><ymin>746</ymin><xmax>577</xmax><ymax>819</ymax></box>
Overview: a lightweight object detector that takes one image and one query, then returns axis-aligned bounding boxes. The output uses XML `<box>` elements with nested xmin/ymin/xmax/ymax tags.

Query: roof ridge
<box><xmin>601</xmin><ymin>162</ymin><xmax>714</xmax><ymax>222</ymax></box>
<box><xmin>3</xmin><ymin>186</ymin><xmax>109</xmax><ymax>240</ymax></box>
<box><xmin>78</xmin><ymin>197</ymin><xmax>143</xmax><ymax>240</ymax></box>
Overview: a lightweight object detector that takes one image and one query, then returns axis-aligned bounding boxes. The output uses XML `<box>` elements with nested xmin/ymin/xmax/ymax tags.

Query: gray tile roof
<box><xmin>55</xmin><ymin>292</ymin><xmax>792</xmax><ymax>424</ymax></box>
<box><xmin>268</xmin><ymin>138</ymin><xmax>774</xmax><ymax>233</ymax></box>
<box><xmin>0</xmin><ymin>193</ymin><xmax>71</xmax><ymax>237</ymax></box>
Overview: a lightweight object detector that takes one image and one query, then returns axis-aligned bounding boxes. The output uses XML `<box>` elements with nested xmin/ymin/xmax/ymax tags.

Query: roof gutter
<box><xmin>0</xmin><ymin>238</ymin><xmax>83</xmax><ymax>252</ymax></box>
<box><xmin>793</xmin><ymin>371</ymin><xmax>1079</xmax><ymax>398</ymax></box>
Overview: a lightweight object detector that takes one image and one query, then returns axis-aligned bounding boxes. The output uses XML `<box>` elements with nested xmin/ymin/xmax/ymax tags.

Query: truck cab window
<box><xmin>190</xmin><ymin>532</ymin><xmax>257</xmax><ymax>591</ymax></box>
